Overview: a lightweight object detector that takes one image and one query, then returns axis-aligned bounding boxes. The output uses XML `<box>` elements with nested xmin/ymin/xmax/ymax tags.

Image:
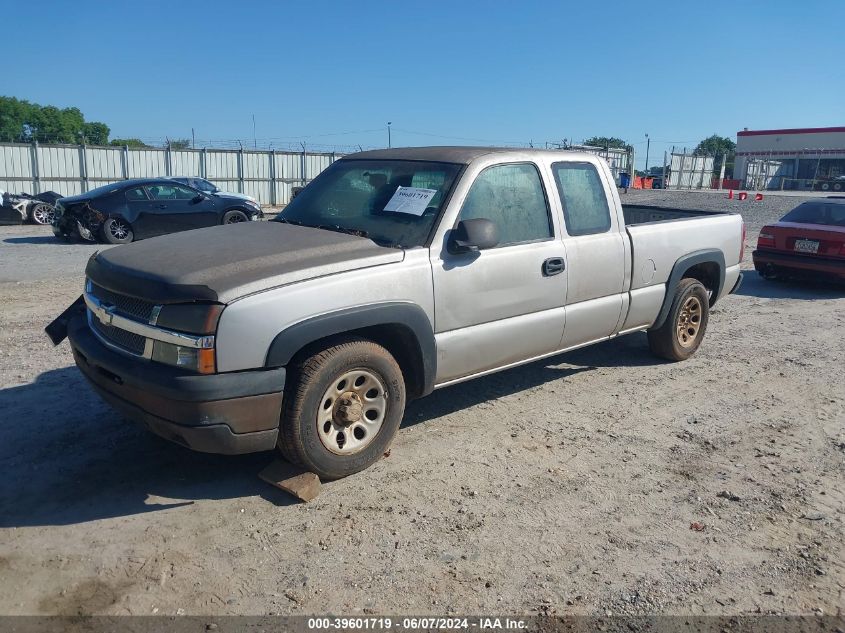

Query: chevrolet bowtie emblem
<box><xmin>95</xmin><ymin>302</ymin><xmax>115</xmax><ymax>326</ymax></box>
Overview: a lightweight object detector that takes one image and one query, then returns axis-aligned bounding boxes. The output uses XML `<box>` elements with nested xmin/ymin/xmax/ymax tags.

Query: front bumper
<box><xmin>67</xmin><ymin>315</ymin><xmax>285</xmax><ymax>454</ymax></box>
<box><xmin>753</xmin><ymin>249</ymin><xmax>845</xmax><ymax>280</ymax></box>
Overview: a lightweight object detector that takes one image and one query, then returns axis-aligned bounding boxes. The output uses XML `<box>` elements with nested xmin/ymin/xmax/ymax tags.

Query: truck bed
<box><xmin>622</xmin><ymin>204</ymin><xmax>726</xmax><ymax>226</ymax></box>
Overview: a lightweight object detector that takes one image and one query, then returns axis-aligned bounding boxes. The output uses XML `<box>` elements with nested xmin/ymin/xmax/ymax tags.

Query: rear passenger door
<box><xmin>432</xmin><ymin>162</ymin><xmax>568</xmax><ymax>383</ymax></box>
<box><xmin>551</xmin><ymin>161</ymin><xmax>626</xmax><ymax>348</ymax></box>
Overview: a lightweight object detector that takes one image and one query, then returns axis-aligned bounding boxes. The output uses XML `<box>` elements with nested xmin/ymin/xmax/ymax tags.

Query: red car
<box><xmin>753</xmin><ymin>198</ymin><xmax>845</xmax><ymax>281</ymax></box>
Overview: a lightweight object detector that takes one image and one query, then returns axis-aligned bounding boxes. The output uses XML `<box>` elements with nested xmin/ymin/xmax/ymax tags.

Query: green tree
<box><xmin>110</xmin><ymin>138</ymin><xmax>151</xmax><ymax>148</ymax></box>
<box><xmin>582</xmin><ymin>136</ymin><xmax>632</xmax><ymax>151</ymax></box>
<box><xmin>168</xmin><ymin>138</ymin><xmax>191</xmax><ymax>150</ymax></box>
<box><xmin>694</xmin><ymin>134</ymin><xmax>735</xmax><ymax>157</ymax></box>
<box><xmin>694</xmin><ymin>134</ymin><xmax>736</xmax><ymax>177</ymax></box>
<box><xmin>0</xmin><ymin>96</ymin><xmax>110</xmax><ymax>144</ymax></box>
<box><xmin>82</xmin><ymin>122</ymin><xmax>110</xmax><ymax>145</ymax></box>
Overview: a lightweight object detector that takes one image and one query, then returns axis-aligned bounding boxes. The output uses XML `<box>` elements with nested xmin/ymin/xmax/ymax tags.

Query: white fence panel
<box><xmin>170</xmin><ymin>150</ymin><xmax>201</xmax><ymax>177</ymax></box>
<box><xmin>668</xmin><ymin>154</ymin><xmax>714</xmax><ymax>189</ymax></box>
<box><xmin>0</xmin><ymin>144</ymin><xmax>32</xmax><ymax>193</ymax></box>
<box><xmin>86</xmin><ymin>146</ymin><xmax>123</xmax><ymax>181</ymax></box>
<box><xmin>0</xmin><ymin>143</ymin><xmax>341</xmax><ymax>204</ymax></box>
<box><xmin>38</xmin><ymin>145</ymin><xmax>80</xmax><ymax>181</ymax></box>
<box><xmin>127</xmin><ymin>149</ymin><xmax>166</xmax><ymax>178</ymax></box>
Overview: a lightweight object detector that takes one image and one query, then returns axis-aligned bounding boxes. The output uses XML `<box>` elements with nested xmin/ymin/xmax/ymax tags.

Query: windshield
<box><xmin>275</xmin><ymin>159</ymin><xmax>463</xmax><ymax>248</ymax></box>
<box><xmin>195</xmin><ymin>179</ymin><xmax>219</xmax><ymax>193</ymax></box>
<box><xmin>782</xmin><ymin>202</ymin><xmax>845</xmax><ymax>227</ymax></box>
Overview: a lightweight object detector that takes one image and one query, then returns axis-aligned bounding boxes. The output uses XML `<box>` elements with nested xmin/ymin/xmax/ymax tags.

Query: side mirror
<box><xmin>192</xmin><ymin>194</ymin><xmax>205</xmax><ymax>204</ymax></box>
<box><xmin>448</xmin><ymin>218</ymin><xmax>499</xmax><ymax>254</ymax></box>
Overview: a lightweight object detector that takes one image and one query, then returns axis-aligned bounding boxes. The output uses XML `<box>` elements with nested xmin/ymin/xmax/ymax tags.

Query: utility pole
<box><xmin>644</xmin><ymin>133</ymin><xmax>650</xmax><ymax>173</ymax></box>
<box><xmin>252</xmin><ymin>115</ymin><xmax>257</xmax><ymax>149</ymax></box>
<box><xmin>387</xmin><ymin>121</ymin><xmax>392</xmax><ymax>148</ymax></box>
<box><xmin>192</xmin><ymin>128</ymin><xmax>195</xmax><ymax>149</ymax></box>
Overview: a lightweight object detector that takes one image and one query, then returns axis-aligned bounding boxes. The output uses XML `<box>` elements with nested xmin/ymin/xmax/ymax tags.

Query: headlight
<box><xmin>247</xmin><ymin>200</ymin><xmax>261</xmax><ymax>209</ymax></box>
<box><xmin>150</xmin><ymin>303</ymin><xmax>223</xmax><ymax>374</ymax></box>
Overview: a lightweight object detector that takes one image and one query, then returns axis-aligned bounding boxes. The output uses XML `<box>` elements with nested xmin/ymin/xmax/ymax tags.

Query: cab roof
<box><xmin>346</xmin><ymin>146</ymin><xmax>596</xmax><ymax>165</ymax></box>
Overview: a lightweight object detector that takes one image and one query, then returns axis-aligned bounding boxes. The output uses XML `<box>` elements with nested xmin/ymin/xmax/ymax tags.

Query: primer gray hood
<box><xmin>86</xmin><ymin>222</ymin><xmax>404</xmax><ymax>304</ymax></box>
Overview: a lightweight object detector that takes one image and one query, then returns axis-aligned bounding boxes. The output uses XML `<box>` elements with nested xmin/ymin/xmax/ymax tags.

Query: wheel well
<box><xmin>682</xmin><ymin>262</ymin><xmax>720</xmax><ymax>304</ymax></box>
<box><xmin>288</xmin><ymin>324</ymin><xmax>427</xmax><ymax>400</ymax></box>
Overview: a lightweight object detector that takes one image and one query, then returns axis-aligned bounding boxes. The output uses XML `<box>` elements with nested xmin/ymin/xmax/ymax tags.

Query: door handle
<box><xmin>156</xmin><ymin>204</ymin><xmax>167</xmax><ymax>209</ymax></box>
<box><xmin>542</xmin><ymin>257</ymin><xmax>565</xmax><ymax>276</ymax></box>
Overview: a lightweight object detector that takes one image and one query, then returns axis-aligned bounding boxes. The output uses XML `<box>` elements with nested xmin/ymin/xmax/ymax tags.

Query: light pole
<box><xmin>645</xmin><ymin>133</ymin><xmax>650</xmax><ymax>174</ymax></box>
<box><xmin>387</xmin><ymin>122</ymin><xmax>392</xmax><ymax>148</ymax></box>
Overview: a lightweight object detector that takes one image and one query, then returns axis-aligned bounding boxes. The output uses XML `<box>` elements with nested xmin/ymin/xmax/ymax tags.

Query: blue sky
<box><xmin>5</xmin><ymin>0</ymin><xmax>844</xmax><ymax>168</ymax></box>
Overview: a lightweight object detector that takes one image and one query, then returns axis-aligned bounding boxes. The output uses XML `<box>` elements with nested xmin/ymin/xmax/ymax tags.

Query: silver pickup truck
<box><xmin>47</xmin><ymin>147</ymin><xmax>744</xmax><ymax>480</ymax></box>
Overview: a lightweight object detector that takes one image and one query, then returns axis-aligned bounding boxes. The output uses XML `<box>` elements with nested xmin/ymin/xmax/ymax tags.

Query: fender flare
<box><xmin>652</xmin><ymin>249</ymin><xmax>725</xmax><ymax>330</ymax></box>
<box><xmin>265</xmin><ymin>302</ymin><xmax>437</xmax><ymax>396</ymax></box>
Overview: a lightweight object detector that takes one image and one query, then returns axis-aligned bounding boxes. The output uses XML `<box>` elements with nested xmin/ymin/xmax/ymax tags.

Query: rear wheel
<box><xmin>648</xmin><ymin>278</ymin><xmax>710</xmax><ymax>361</ymax></box>
<box><xmin>29</xmin><ymin>203</ymin><xmax>55</xmax><ymax>225</ymax></box>
<box><xmin>278</xmin><ymin>338</ymin><xmax>406</xmax><ymax>480</ymax></box>
<box><xmin>222</xmin><ymin>209</ymin><xmax>249</xmax><ymax>224</ymax></box>
<box><xmin>101</xmin><ymin>217</ymin><xmax>134</xmax><ymax>244</ymax></box>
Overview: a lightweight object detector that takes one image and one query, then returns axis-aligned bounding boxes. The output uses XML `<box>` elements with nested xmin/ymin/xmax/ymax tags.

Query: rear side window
<box><xmin>552</xmin><ymin>162</ymin><xmax>612</xmax><ymax>236</ymax></box>
<box><xmin>126</xmin><ymin>187</ymin><xmax>147</xmax><ymax>201</ymax></box>
<box><xmin>458</xmin><ymin>163</ymin><xmax>552</xmax><ymax>246</ymax></box>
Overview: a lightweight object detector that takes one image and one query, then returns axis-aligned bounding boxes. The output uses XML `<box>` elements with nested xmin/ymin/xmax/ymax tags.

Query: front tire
<box><xmin>647</xmin><ymin>278</ymin><xmax>710</xmax><ymax>361</ymax></box>
<box><xmin>100</xmin><ymin>217</ymin><xmax>134</xmax><ymax>244</ymax></box>
<box><xmin>222</xmin><ymin>209</ymin><xmax>249</xmax><ymax>224</ymax></box>
<box><xmin>278</xmin><ymin>338</ymin><xmax>406</xmax><ymax>480</ymax></box>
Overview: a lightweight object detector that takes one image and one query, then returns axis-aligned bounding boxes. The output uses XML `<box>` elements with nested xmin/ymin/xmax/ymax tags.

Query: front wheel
<box><xmin>222</xmin><ymin>209</ymin><xmax>249</xmax><ymax>224</ymax></box>
<box><xmin>100</xmin><ymin>217</ymin><xmax>134</xmax><ymax>244</ymax></box>
<box><xmin>647</xmin><ymin>278</ymin><xmax>710</xmax><ymax>361</ymax></box>
<box><xmin>278</xmin><ymin>338</ymin><xmax>406</xmax><ymax>480</ymax></box>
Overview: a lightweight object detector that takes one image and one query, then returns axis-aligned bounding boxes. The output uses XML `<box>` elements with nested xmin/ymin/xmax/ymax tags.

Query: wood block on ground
<box><xmin>259</xmin><ymin>460</ymin><xmax>322</xmax><ymax>502</ymax></box>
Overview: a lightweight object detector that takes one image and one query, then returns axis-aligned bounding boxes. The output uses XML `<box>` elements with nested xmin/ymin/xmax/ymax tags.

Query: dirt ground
<box><xmin>0</xmin><ymin>190</ymin><xmax>842</xmax><ymax>617</ymax></box>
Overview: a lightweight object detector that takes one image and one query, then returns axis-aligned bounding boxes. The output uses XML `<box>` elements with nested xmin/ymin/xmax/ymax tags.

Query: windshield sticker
<box><xmin>382</xmin><ymin>186</ymin><xmax>437</xmax><ymax>216</ymax></box>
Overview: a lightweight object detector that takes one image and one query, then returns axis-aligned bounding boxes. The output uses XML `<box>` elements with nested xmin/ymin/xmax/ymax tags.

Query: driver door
<box><xmin>431</xmin><ymin>162</ymin><xmax>568</xmax><ymax>384</ymax></box>
<box><xmin>145</xmin><ymin>184</ymin><xmax>216</xmax><ymax>234</ymax></box>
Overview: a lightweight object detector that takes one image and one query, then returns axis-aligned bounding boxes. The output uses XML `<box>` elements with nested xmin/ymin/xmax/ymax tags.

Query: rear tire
<box><xmin>100</xmin><ymin>217</ymin><xmax>134</xmax><ymax>244</ymax></box>
<box><xmin>222</xmin><ymin>209</ymin><xmax>249</xmax><ymax>224</ymax></box>
<box><xmin>278</xmin><ymin>337</ymin><xmax>406</xmax><ymax>480</ymax></box>
<box><xmin>648</xmin><ymin>278</ymin><xmax>710</xmax><ymax>361</ymax></box>
<box><xmin>29</xmin><ymin>203</ymin><xmax>55</xmax><ymax>225</ymax></box>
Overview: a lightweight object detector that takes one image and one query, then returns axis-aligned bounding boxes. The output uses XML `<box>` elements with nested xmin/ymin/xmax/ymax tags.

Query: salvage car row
<box><xmin>1</xmin><ymin>177</ymin><xmax>262</xmax><ymax>242</ymax></box>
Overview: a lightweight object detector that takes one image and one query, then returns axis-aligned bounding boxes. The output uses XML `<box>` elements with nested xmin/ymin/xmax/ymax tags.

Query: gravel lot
<box><xmin>0</xmin><ymin>190</ymin><xmax>842</xmax><ymax>617</ymax></box>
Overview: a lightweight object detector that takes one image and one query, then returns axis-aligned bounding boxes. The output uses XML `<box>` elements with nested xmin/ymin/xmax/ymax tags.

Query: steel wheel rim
<box><xmin>317</xmin><ymin>368</ymin><xmax>387</xmax><ymax>455</ymax></box>
<box><xmin>676</xmin><ymin>295</ymin><xmax>702</xmax><ymax>348</ymax></box>
<box><xmin>226</xmin><ymin>213</ymin><xmax>247</xmax><ymax>224</ymax></box>
<box><xmin>33</xmin><ymin>204</ymin><xmax>54</xmax><ymax>224</ymax></box>
<box><xmin>110</xmin><ymin>220</ymin><xmax>129</xmax><ymax>240</ymax></box>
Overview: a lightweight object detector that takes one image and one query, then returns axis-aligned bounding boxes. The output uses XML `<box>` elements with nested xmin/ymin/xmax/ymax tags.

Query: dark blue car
<box><xmin>52</xmin><ymin>178</ymin><xmax>263</xmax><ymax>244</ymax></box>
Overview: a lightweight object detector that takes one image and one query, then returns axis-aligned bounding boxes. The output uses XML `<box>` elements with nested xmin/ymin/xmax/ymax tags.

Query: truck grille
<box><xmin>90</xmin><ymin>315</ymin><xmax>147</xmax><ymax>355</ymax></box>
<box><xmin>89</xmin><ymin>283</ymin><xmax>156</xmax><ymax>322</ymax></box>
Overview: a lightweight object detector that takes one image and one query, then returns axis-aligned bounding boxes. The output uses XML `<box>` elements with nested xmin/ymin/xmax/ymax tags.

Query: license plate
<box><xmin>44</xmin><ymin>295</ymin><xmax>86</xmax><ymax>345</ymax></box>
<box><xmin>794</xmin><ymin>239</ymin><xmax>819</xmax><ymax>254</ymax></box>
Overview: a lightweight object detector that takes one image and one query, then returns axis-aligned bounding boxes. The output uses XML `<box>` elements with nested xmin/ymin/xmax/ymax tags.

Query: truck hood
<box><xmin>85</xmin><ymin>222</ymin><xmax>405</xmax><ymax>304</ymax></box>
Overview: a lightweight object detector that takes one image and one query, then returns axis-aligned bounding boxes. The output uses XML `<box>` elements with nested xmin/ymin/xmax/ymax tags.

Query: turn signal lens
<box><xmin>152</xmin><ymin>340</ymin><xmax>216</xmax><ymax>374</ymax></box>
<box><xmin>197</xmin><ymin>348</ymin><xmax>216</xmax><ymax>374</ymax></box>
